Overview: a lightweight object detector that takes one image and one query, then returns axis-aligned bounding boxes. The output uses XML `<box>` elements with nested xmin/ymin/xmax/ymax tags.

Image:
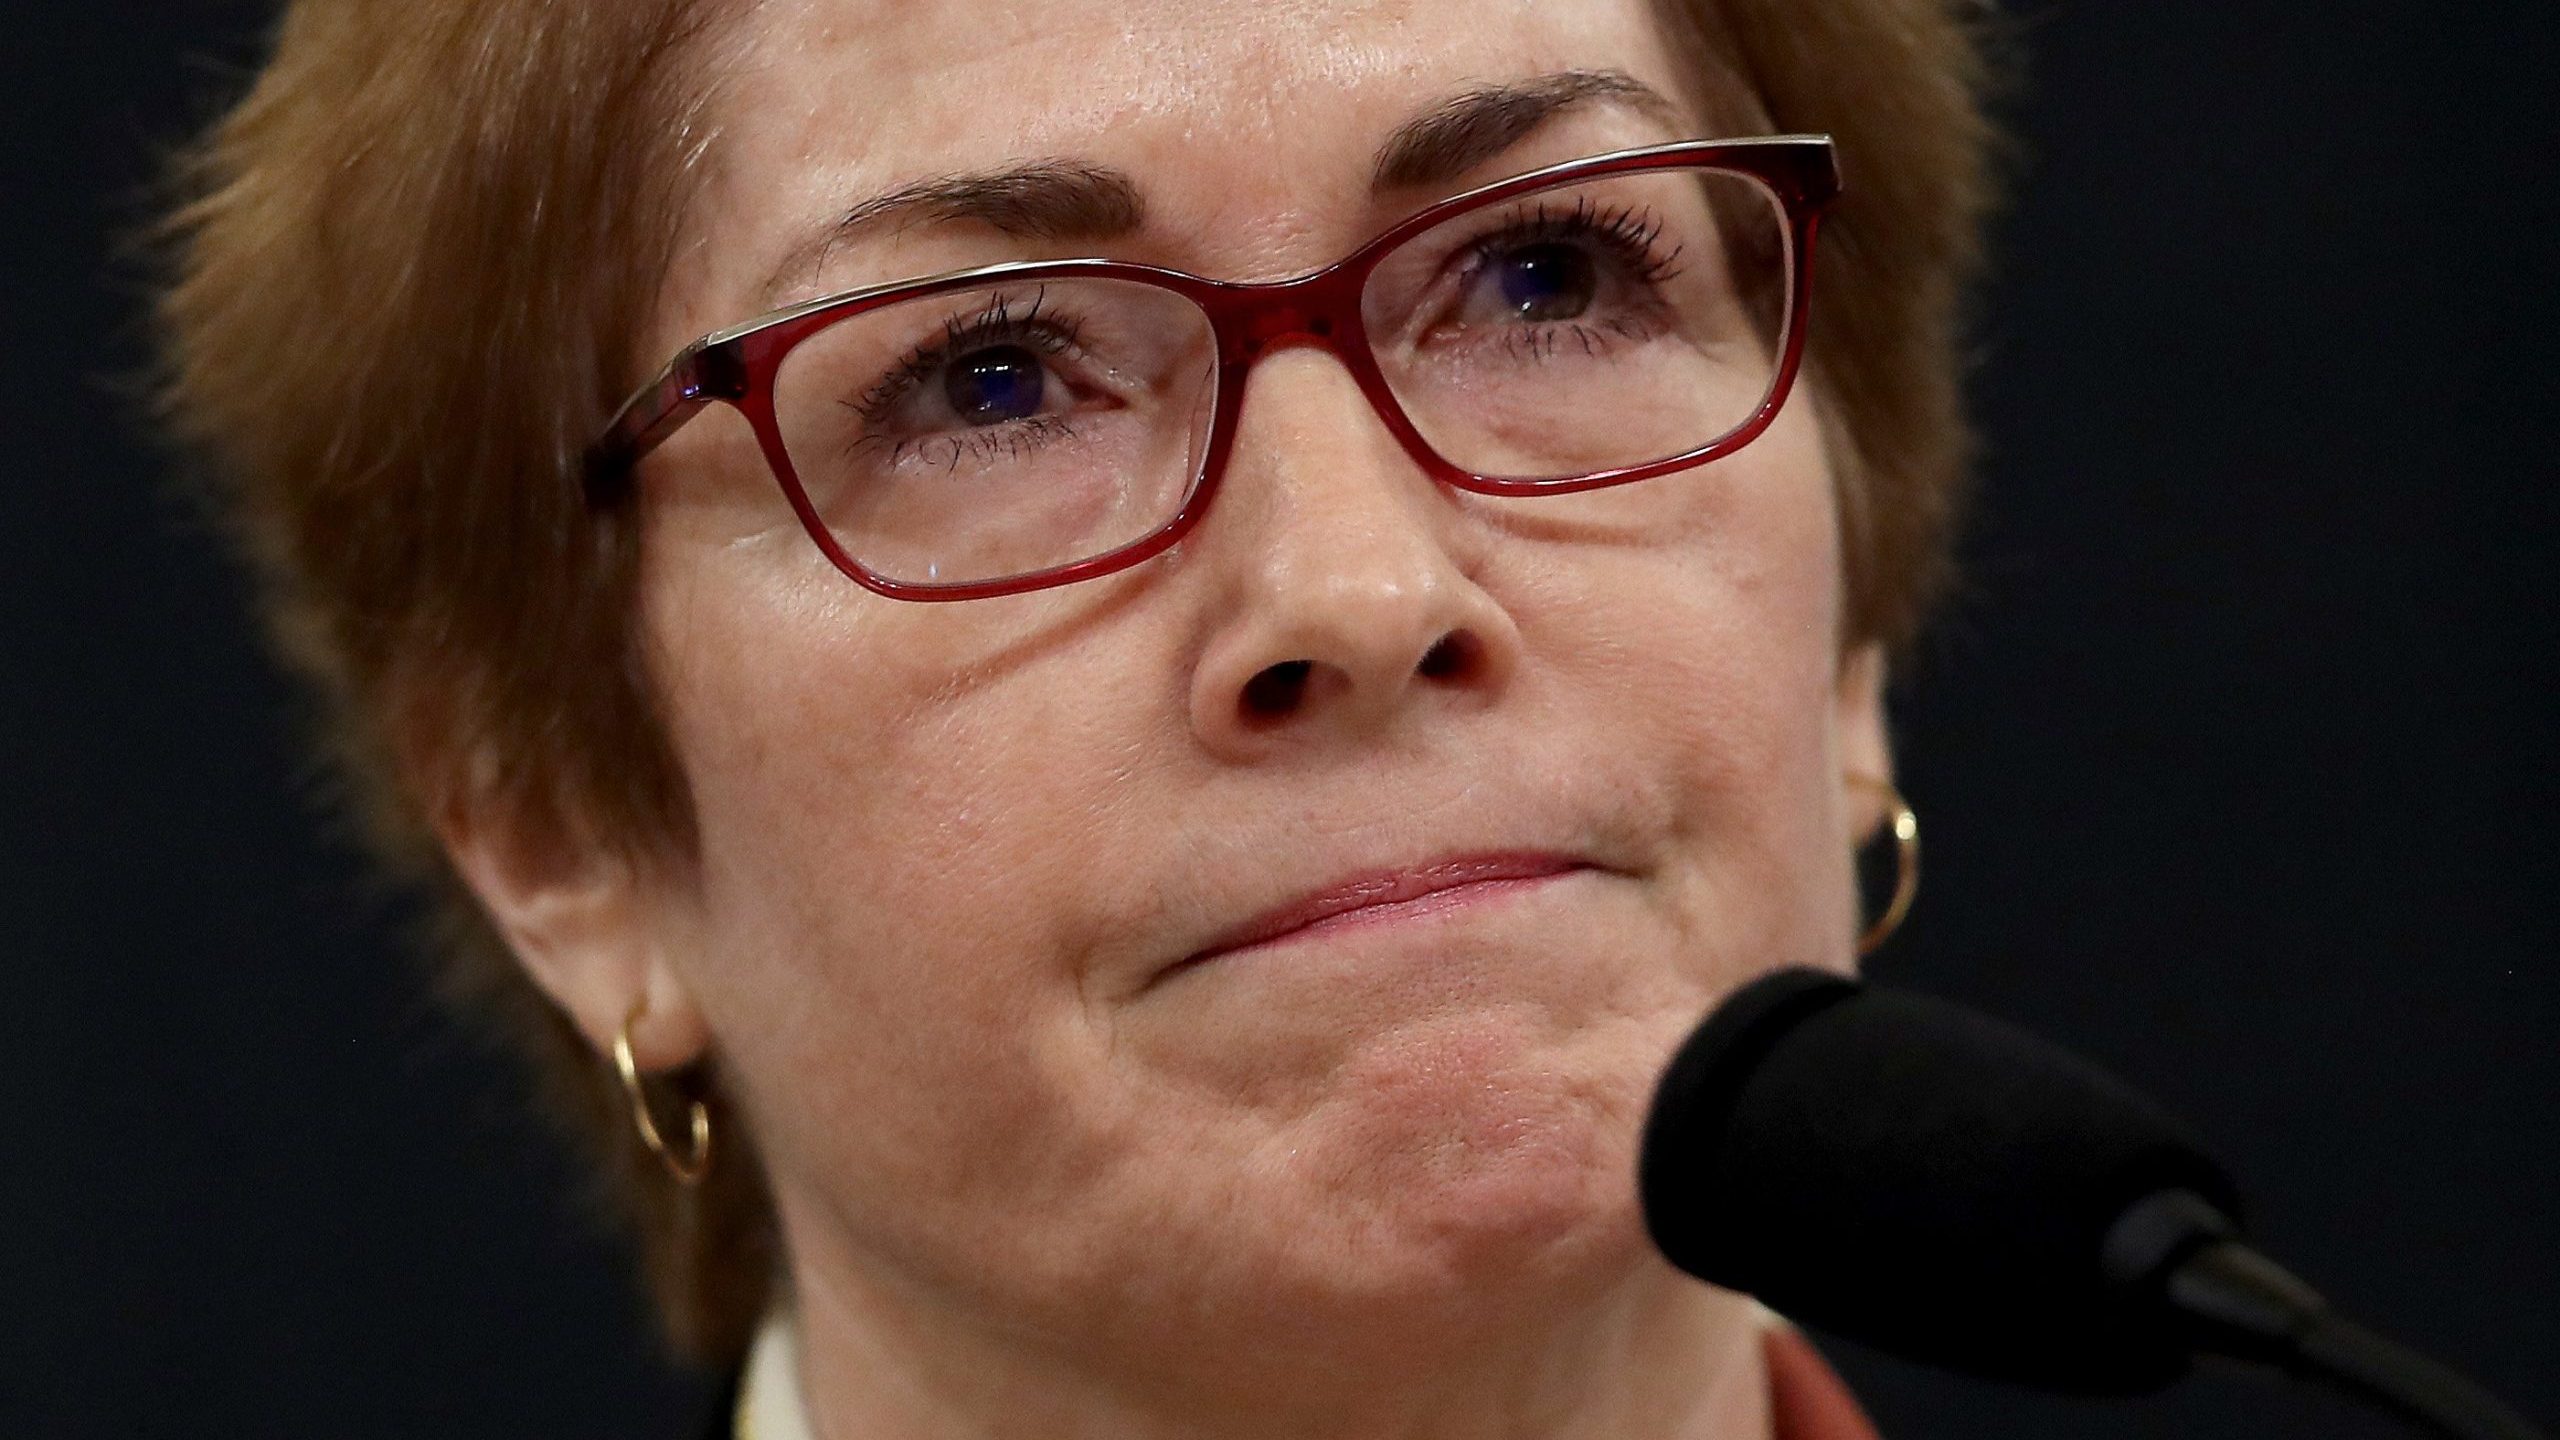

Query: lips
<box><xmin>1180</xmin><ymin>852</ymin><xmax>1589</xmax><ymax>967</ymax></box>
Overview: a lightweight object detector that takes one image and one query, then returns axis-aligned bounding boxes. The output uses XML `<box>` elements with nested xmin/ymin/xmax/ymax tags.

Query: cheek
<box><xmin>1513</xmin><ymin>396</ymin><xmax>1853</xmax><ymax>948</ymax></box>
<box><xmin>637</xmin><ymin>552</ymin><xmax>1163</xmax><ymax>1228</ymax></box>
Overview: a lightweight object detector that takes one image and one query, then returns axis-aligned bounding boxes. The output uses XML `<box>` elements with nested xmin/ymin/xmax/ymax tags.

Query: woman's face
<box><xmin>625</xmin><ymin>0</ymin><xmax>1884</xmax><ymax>1387</ymax></box>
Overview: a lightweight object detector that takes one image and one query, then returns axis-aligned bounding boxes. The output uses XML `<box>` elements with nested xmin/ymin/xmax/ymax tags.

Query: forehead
<box><xmin>716</xmin><ymin>0</ymin><xmax>1682</xmax><ymax>150</ymax></box>
<box><xmin>661</xmin><ymin>0</ymin><xmax>1703</xmax><ymax>331</ymax></box>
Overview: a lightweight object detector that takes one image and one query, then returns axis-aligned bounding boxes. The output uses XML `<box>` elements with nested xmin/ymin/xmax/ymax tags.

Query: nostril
<box><xmin>1416</xmin><ymin>632</ymin><xmax>1475</xmax><ymax>681</ymax></box>
<box><xmin>1240</xmin><ymin>659</ymin><xmax>1313</xmax><ymax>720</ymax></box>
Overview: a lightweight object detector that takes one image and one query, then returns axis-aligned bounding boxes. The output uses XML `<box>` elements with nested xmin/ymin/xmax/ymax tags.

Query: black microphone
<box><xmin>1638</xmin><ymin>967</ymin><xmax>2548</xmax><ymax>1440</ymax></box>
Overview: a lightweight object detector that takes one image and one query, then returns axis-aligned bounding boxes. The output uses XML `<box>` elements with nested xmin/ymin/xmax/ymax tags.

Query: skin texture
<box><xmin>447</xmin><ymin>1</ymin><xmax>1898</xmax><ymax>1435</ymax></box>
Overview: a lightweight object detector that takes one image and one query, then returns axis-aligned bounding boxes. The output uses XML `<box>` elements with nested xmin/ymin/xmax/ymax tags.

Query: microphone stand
<box><xmin>2112</xmin><ymin>1192</ymin><xmax>2548</xmax><ymax>1440</ymax></box>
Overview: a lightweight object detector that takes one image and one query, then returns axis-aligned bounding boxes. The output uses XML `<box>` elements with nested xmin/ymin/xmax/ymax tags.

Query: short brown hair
<box><xmin>157</xmin><ymin>0</ymin><xmax>2001</xmax><ymax>1363</ymax></box>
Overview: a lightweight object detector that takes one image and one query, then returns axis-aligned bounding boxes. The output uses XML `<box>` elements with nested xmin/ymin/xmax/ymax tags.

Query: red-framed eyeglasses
<box><xmin>585</xmin><ymin>135</ymin><xmax>1840</xmax><ymax>602</ymax></box>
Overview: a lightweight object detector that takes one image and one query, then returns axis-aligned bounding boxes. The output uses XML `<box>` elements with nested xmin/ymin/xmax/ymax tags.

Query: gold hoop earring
<box><xmin>614</xmin><ymin>1000</ymin><xmax>711</xmax><ymax>1186</ymax></box>
<box><xmin>1846</xmin><ymin>772</ymin><xmax>1920</xmax><ymax>956</ymax></box>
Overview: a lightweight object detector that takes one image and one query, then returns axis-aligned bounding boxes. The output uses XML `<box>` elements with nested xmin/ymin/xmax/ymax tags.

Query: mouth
<box><xmin>1173</xmin><ymin>852</ymin><xmax>1595</xmax><ymax>972</ymax></box>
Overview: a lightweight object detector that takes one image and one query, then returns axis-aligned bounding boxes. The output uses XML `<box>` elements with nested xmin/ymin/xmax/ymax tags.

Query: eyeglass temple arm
<box><xmin>583</xmin><ymin>343</ymin><xmax>738</xmax><ymax>504</ymax></box>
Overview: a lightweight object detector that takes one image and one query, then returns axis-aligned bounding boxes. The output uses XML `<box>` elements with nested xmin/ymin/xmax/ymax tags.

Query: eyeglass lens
<box><xmin>769</xmin><ymin>163</ymin><xmax>1791</xmax><ymax>589</ymax></box>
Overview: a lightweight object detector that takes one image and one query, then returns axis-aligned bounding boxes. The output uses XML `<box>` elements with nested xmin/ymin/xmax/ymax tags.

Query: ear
<box><xmin>1835</xmin><ymin>641</ymin><xmax>1896</xmax><ymax>841</ymax></box>
<box><xmin>434</xmin><ymin>779</ymin><xmax>709</xmax><ymax>1074</ymax></box>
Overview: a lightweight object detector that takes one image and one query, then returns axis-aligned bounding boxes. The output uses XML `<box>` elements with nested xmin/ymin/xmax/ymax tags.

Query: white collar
<box><xmin>735</xmin><ymin>1304</ymin><xmax>815</xmax><ymax>1440</ymax></box>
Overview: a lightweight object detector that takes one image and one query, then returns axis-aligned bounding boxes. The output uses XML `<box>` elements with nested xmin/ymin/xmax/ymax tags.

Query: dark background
<box><xmin>8</xmin><ymin>3</ymin><xmax>2553</xmax><ymax>1436</ymax></box>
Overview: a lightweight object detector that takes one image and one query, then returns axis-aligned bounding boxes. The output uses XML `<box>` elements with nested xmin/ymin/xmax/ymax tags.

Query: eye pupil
<box><xmin>1496</xmin><ymin>242</ymin><xmax>1597</xmax><ymax>322</ymax></box>
<box><xmin>944</xmin><ymin>343</ymin><xmax>1045</xmax><ymax>424</ymax></box>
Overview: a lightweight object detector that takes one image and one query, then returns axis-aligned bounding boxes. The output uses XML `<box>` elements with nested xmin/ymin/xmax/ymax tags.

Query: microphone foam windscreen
<box><xmin>1639</xmin><ymin>968</ymin><xmax>2242</xmax><ymax>1392</ymax></box>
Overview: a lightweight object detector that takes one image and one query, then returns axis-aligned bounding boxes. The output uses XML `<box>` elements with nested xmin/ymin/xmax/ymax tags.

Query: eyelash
<box><xmin>1460</xmin><ymin>196</ymin><xmax>1688</xmax><ymax>291</ymax></box>
<box><xmin>848</xmin><ymin>287</ymin><xmax>1090</xmax><ymax>429</ymax></box>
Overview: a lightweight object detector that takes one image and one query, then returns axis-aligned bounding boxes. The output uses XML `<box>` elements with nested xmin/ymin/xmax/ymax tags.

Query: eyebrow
<box><xmin>765</xmin><ymin>159</ymin><xmax>1145</xmax><ymax>301</ymax></box>
<box><xmin>761</xmin><ymin>68</ymin><xmax>1682</xmax><ymax>302</ymax></box>
<box><xmin>1370</xmin><ymin>69</ymin><xmax>1682</xmax><ymax>191</ymax></box>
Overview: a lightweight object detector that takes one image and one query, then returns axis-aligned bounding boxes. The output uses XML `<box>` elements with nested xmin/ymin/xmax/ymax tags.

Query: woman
<box><xmin>159</xmin><ymin>0</ymin><xmax>1995</xmax><ymax>1434</ymax></box>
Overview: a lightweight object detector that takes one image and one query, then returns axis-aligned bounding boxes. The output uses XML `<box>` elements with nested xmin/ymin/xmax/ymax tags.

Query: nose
<box><xmin>1186</xmin><ymin>348</ymin><xmax>1522</xmax><ymax>760</ymax></box>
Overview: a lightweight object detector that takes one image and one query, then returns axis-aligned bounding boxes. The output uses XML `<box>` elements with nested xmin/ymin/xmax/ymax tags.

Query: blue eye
<box><xmin>943</xmin><ymin>344</ymin><xmax>1047</xmax><ymax>425</ymax></box>
<box><xmin>1494</xmin><ymin>241</ymin><xmax>1598</xmax><ymax>322</ymax></box>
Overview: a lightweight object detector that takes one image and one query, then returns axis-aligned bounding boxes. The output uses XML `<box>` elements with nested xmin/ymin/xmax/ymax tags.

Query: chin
<box><xmin>1256</xmin><ymin>1013</ymin><xmax>1668</xmax><ymax>1322</ymax></box>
